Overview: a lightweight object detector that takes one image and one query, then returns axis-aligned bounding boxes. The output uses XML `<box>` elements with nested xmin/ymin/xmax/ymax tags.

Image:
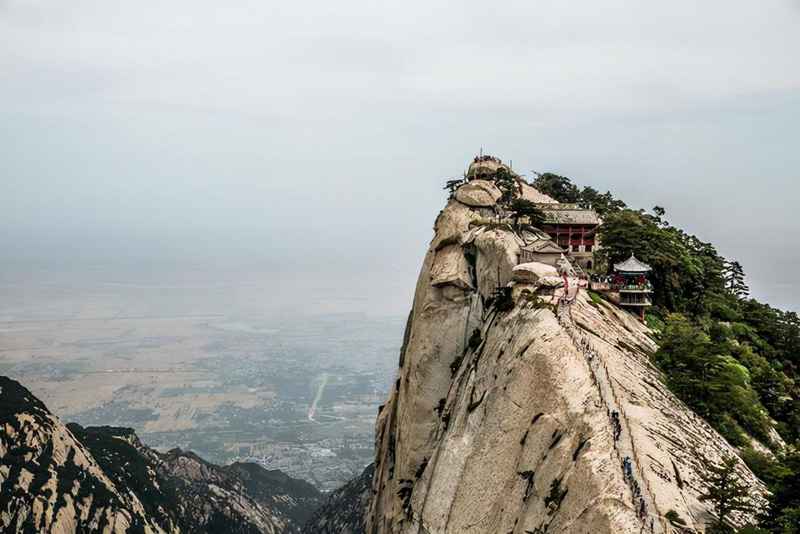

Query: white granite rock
<box><xmin>455</xmin><ymin>180</ymin><xmax>502</xmax><ymax>207</ymax></box>
<box><xmin>367</xmin><ymin>194</ymin><xmax>766</xmax><ymax>534</ymax></box>
<box><xmin>512</xmin><ymin>262</ymin><xmax>559</xmax><ymax>284</ymax></box>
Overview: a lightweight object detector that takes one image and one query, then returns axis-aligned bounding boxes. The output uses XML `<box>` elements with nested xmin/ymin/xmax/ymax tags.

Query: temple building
<box><xmin>536</xmin><ymin>203</ymin><xmax>601</xmax><ymax>271</ymax></box>
<box><xmin>461</xmin><ymin>154</ymin><xmax>600</xmax><ymax>272</ymax></box>
<box><xmin>612</xmin><ymin>254</ymin><xmax>653</xmax><ymax>321</ymax></box>
<box><xmin>517</xmin><ymin>239</ymin><xmax>565</xmax><ymax>266</ymax></box>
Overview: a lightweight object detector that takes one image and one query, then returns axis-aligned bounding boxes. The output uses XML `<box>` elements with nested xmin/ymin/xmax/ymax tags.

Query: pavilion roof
<box><xmin>614</xmin><ymin>254</ymin><xmax>652</xmax><ymax>273</ymax></box>
<box><xmin>521</xmin><ymin>240</ymin><xmax>564</xmax><ymax>254</ymax></box>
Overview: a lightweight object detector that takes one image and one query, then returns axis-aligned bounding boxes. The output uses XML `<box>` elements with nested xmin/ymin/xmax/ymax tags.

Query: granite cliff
<box><xmin>365</xmin><ymin>168</ymin><xmax>767</xmax><ymax>533</ymax></box>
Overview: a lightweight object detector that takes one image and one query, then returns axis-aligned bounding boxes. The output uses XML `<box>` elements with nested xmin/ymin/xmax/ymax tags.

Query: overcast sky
<box><xmin>2</xmin><ymin>0</ymin><xmax>799</xmax><ymax>314</ymax></box>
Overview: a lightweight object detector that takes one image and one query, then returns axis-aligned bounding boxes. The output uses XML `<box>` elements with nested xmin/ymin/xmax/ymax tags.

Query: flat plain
<box><xmin>0</xmin><ymin>267</ymin><xmax>401</xmax><ymax>491</ymax></box>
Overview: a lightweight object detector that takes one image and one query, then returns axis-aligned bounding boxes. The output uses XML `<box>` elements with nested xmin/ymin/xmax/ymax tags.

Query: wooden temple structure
<box><xmin>517</xmin><ymin>239</ymin><xmax>565</xmax><ymax>266</ymax></box>
<box><xmin>536</xmin><ymin>203</ymin><xmax>601</xmax><ymax>271</ymax></box>
<box><xmin>458</xmin><ymin>154</ymin><xmax>656</xmax><ymax>321</ymax></box>
<box><xmin>611</xmin><ymin>255</ymin><xmax>653</xmax><ymax>321</ymax></box>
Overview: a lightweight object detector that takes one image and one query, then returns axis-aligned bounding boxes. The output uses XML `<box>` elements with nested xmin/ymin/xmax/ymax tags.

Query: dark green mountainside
<box><xmin>302</xmin><ymin>463</ymin><xmax>373</xmax><ymax>534</ymax></box>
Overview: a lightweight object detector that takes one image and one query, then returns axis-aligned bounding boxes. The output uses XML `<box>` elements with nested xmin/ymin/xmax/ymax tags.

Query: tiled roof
<box><xmin>522</xmin><ymin>240</ymin><xmax>564</xmax><ymax>253</ymax></box>
<box><xmin>537</xmin><ymin>204</ymin><xmax>600</xmax><ymax>225</ymax></box>
<box><xmin>614</xmin><ymin>255</ymin><xmax>652</xmax><ymax>273</ymax></box>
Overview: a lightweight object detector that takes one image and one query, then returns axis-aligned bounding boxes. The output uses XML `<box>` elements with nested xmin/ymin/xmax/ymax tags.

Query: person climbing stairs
<box><xmin>556</xmin><ymin>293</ymin><xmax>665</xmax><ymax>534</ymax></box>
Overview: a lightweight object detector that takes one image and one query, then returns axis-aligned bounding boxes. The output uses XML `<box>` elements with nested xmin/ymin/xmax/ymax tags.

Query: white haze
<box><xmin>1</xmin><ymin>0</ymin><xmax>799</xmax><ymax>314</ymax></box>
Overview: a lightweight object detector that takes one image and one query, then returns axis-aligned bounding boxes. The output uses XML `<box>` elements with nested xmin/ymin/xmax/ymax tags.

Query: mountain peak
<box><xmin>365</xmin><ymin>173</ymin><xmax>766</xmax><ymax>533</ymax></box>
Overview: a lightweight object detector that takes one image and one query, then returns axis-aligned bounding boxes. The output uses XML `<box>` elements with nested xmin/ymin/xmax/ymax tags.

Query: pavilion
<box><xmin>612</xmin><ymin>255</ymin><xmax>653</xmax><ymax>321</ymax></box>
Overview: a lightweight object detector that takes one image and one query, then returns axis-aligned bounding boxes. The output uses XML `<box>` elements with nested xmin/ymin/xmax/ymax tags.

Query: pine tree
<box><xmin>699</xmin><ymin>455</ymin><xmax>755</xmax><ymax>533</ymax></box>
<box><xmin>764</xmin><ymin>451</ymin><xmax>800</xmax><ymax>533</ymax></box>
<box><xmin>724</xmin><ymin>260</ymin><xmax>749</xmax><ymax>298</ymax></box>
<box><xmin>443</xmin><ymin>177</ymin><xmax>465</xmax><ymax>197</ymax></box>
<box><xmin>577</xmin><ymin>186</ymin><xmax>626</xmax><ymax>216</ymax></box>
<box><xmin>531</xmin><ymin>172</ymin><xmax>580</xmax><ymax>203</ymax></box>
<box><xmin>509</xmin><ymin>198</ymin><xmax>546</xmax><ymax>229</ymax></box>
<box><xmin>493</xmin><ymin>168</ymin><xmax>519</xmax><ymax>204</ymax></box>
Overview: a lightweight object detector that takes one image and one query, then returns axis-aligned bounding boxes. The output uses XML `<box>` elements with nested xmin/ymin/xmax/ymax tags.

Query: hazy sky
<box><xmin>2</xmin><ymin>0</ymin><xmax>799</xmax><ymax>314</ymax></box>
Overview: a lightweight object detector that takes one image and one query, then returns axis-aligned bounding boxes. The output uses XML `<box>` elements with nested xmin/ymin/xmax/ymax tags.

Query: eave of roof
<box><xmin>613</xmin><ymin>255</ymin><xmax>652</xmax><ymax>273</ymax></box>
<box><xmin>536</xmin><ymin>203</ymin><xmax>601</xmax><ymax>225</ymax></box>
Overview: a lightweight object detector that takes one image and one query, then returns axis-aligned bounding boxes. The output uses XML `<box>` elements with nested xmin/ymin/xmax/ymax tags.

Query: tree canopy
<box><xmin>597</xmin><ymin>208</ymin><xmax>726</xmax><ymax>313</ymax></box>
<box><xmin>532</xmin><ymin>172</ymin><xmax>627</xmax><ymax>216</ymax></box>
<box><xmin>532</xmin><ymin>172</ymin><xmax>581</xmax><ymax>203</ymax></box>
<box><xmin>699</xmin><ymin>456</ymin><xmax>755</xmax><ymax>533</ymax></box>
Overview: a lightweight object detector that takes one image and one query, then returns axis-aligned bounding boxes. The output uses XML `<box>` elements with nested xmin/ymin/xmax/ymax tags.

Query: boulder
<box><xmin>466</xmin><ymin>159</ymin><xmax>507</xmax><ymax>179</ymax></box>
<box><xmin>430</xmin><ymin>244</ymin><xmax>472</xmax><ymax>290</ymax></box>
<box><xmin>512</xmin><ymin>262</ymin><xmax>559</xmax><ymax>284</ymax></box>
<box><xmin>538</xmin><ymin>275</ymin><xmax>565</xmax><ymax>288</ymax></box>
<box><xmin>455</xmin><ymin>180</ymin><xmax>502</xmax><ymax>207</ymax></box>
<box><xmin>518</xmin><ymin>179</ymin><xmax>558</xmax><ymax>204</ymax></box>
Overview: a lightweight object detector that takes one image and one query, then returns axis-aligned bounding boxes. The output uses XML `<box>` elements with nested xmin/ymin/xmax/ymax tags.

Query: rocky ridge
<box><xmin>0</xmin><ymin>376</ymin><xmax>323</xmax><ymax>534</ymax></box>
<box><xmin>366</xmin><ymin>170</ymin><xmax>767</xmax><ymax>533</ymax></box>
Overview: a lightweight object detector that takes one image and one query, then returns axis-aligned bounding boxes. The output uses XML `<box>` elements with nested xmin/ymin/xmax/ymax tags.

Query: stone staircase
<box><xmin>556</xmin><ymin>295</ymin><xmax>668</xmax><ymax>534</ymax></box>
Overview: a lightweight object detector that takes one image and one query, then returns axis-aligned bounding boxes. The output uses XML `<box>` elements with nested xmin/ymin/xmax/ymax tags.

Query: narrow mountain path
<box><xmin>557</xmin><ymin>294</ymin><xmax>666</xmax><ymax>534</ymax></box>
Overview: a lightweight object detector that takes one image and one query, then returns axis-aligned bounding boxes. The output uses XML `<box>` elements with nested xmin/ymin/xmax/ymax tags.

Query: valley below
<box><xmin>0</xmin><ymin>269</ymin><xmax>402</xmax><ymax>492</ymax></box>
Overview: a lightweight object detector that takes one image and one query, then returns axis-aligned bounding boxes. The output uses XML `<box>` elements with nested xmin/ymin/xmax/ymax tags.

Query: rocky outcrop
<box><xmin>518</xmin><ymin>179</ymin><xmax>558</xmax><ymax>204</ymax></box>
<box><xmin>366</xmin><ymin>187</ymin><xmax>766</xmax><ymax>533</ymax></box>
<box><xmin>0</xmin><ymin>377</ymin><xmax>161</xmax><ymax>534</ymax></box>
<box><xmin>511</xmin><ymin>261</ymin><xmax>559</xmax><ymax>284</ymax></box>
<box><xmin>430</xmin><ymin>245</ymin><xmax>473</xmax><ymax>290</ymax></box>
<box><xmin>454</xmin><ymin>180</ymin><xmax>502</xmax><ymax>208</ymax></box>
<box><xmin>0</xmin><ymin>376</ymin><xmax>323</xmax><ymax>534</ymax></box>
<box><xmin>302</xmin><ymin>463</ymin><xmax>373</xmax><ymax>534</ymax></box>
<box><xmin>143</xmin><ymin>448</ymin><xmax>293</xmax><ymax>533</ymax></box>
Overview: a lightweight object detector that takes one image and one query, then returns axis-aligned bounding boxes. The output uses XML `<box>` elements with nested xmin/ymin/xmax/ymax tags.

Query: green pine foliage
<box><xmin>699</xmin><ymin>456</ymin><xmax>755</xmax><ymax>533</ymax></box>
<box><xmin>493</xmin><ymin>167</ymin><xmax>521</xmax><ymax>204</ymax></box>
<box><xmin>597</xmin><ymin>208</ymin><xmax>726</xmax><ymax>313</ymax></box>
<box><xmin>509</xmin><ymin>198</ymin><xmax>546</xmax><ymax>228</ymax></box>
<box><xmin>655</xmin><ymin>314</ymin><xmax>772</xmax><ymax>445</ymax></box>
<box><xmin>532</xmin><ymin>173</ymin><xmax>627</xmax><ymax>215</ymax></box>
<box><xmin>739</xmin><ymin>449</ymin><xmax>800</xmax><ymax>534</ymax></box>
<box><xmin>577</xmin><ymin>186</ymin><xmax>627</xmax><ymax>215</ymax></box>
<box><xmin>532</xmin><ymin>172</ymin><xmax>582</xmax><ymax>203</ymax></box>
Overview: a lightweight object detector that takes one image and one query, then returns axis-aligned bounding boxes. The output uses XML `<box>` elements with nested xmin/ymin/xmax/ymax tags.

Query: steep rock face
<box><xmin>302</xmin><ymin>463</ymin><xmax>374</xmax><ymax>534</ymax></box>
<box><xmin>367</xmin><ymin>195</ymin><xmax>766</xmax><ymax>533</ymax></box>
<box><xmin>454</xmin><ymin>180</ymin><xmax>502</xmax><ymax>208</ymax></box>
<box><xmin>0</xmin><ymin>376</ymin><xmax>322</xmax><ymax>534</ymax></box>
<box><xmin>518</xmin><ymin>180</ymin><xmax>558</xmax><ymax>204</ymax></box>
<box><xmin>0</xmin><ymin>376</ymin><xmax>160</xmax><ymax>534</ymax></box>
